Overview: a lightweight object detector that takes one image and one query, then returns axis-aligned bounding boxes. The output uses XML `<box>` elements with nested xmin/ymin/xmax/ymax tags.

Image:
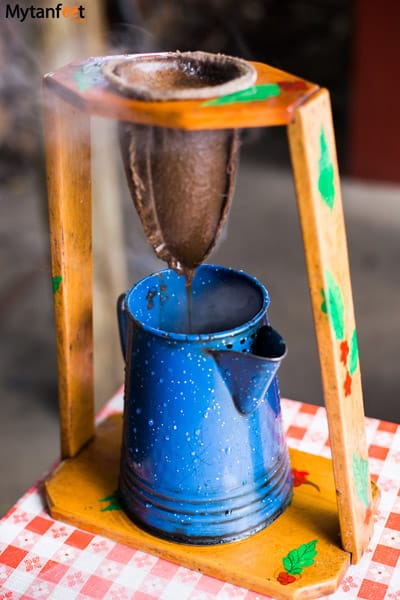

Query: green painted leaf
<box><xmin>348</xmin><ymin>328</ymin><xmax>359</xmax><ymax>375</ymax></box>
<box><xmin>99</xmin><ymin>491</ymin><xmax>121</xmax><ymax>512</ymax></box>
<box><xmin>203</xmin><ymin>83</ymin><xmax>280</xmax><ymax>107</ymax></box>
<box><xmin>352</xmin><ymin>452</ymin><xmax>369</xmax><ymax>507</ymax></box>
<box><xmin>52</xmin><ymin>275</ymin><xmax>62</xmax><ymax>294</ymax></box>
<box><xmin>73</xmin><ymin>61</ymin><xmax>102</xmax><ymax>92</ymax></box>
<box><xmin>282</xmin><ymin>540</ymin><xmax>318</xmax><ymax>575</ymax></box>
<box><xmin>323</xmin><ymin>270</ymin><xmax>345</xmax><ymax>340</ymax></box>
<box><xmin>320</xmin><ymin>289</ymin><xmax>327</xmax><ymax>314</ymax></box>
<box><xmin>318</xmin><ymin>128</ymin><xmax>335</xmax><ymax>209</ymax></box>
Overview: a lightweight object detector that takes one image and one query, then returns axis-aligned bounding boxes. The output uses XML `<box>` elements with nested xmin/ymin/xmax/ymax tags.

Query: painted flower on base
<box><xmin>276</xmin><ymin>539</ymin><xmax>318</xmax><ymax>585</ymax></box>
<box><xmin>292</xmin><ymin>469</ymin><xmax>320</xmax><ymax>492</ymax></box>
<box><xmin>277</xmin><ymin>572</ymin><xmax>297</xmax><ymax>585</ymax></box>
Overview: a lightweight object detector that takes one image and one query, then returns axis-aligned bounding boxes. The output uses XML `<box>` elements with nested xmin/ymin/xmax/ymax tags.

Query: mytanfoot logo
<box><xmin>4</xmin><ymin>3</ymin><xmax>86</xmax><ymax>22</ymax></box>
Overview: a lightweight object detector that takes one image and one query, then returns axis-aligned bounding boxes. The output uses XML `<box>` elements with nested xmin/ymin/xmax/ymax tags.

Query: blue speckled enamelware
<box><xmin>117</xmin><ymin>264</ymin><xmax>292</xmax><ymax>544</ymax></box>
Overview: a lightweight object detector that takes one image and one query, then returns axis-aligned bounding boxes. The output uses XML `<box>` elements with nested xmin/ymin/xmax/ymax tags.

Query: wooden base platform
<box><xmin>45</xmin><ymin>415</ymin><xmax>378</xmax><ymax>600</ymax></box>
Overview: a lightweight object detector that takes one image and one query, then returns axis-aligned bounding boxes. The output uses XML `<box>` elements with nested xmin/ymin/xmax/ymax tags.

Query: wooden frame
<box><xmin>43</xmin><ymin>90</ymin><xmax>94</xmax><ymax>457</ymax></box>
<box><xmin>288</xmin><ymin>89</ymin><xmax>373</xmax><ymax>561</ymax></box>
<box><xmin>43</xmin><ymin>56</ymin><xmax>376</xmax><ymax>598</ymax></box>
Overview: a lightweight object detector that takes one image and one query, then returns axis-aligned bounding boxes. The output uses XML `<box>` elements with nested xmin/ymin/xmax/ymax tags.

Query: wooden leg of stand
<box><xmin>288</xmin><ymin>89</ymin><xmax>373</xmax><ymax>562</ymax></box>
<box><xmin>43</xmin><ymin>83</ymin><xmax>94</xmax><ymax>458</ymax></box>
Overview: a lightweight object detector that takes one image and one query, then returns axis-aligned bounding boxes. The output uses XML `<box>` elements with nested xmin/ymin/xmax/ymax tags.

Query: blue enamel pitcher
<box><xmin>117</xmin><ymin>264</ymin><xmax>292</xmax><ymax>544</ymax></box>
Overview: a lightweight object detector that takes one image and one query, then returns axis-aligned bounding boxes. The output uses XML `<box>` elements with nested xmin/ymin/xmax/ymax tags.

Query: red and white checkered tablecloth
<box><xmin>1</xmin><ymin>390</ymin><xmax>399</xmax><ymax>600</ymax></box>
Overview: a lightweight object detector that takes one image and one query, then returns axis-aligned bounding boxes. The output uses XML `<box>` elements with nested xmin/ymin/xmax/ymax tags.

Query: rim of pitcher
<box><xmin>123</xmin><ymin>264</ymin><xmax>270</xmax><ymax>342</ymax></box>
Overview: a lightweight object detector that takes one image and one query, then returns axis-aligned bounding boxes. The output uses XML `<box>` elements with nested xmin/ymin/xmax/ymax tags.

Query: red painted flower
<box><xmin>340</xmin><ymin>340</ymin><xmax>349</xmax><ymax>366</ymax></box>
<box><xmin>292</xmin><ymin>469</ymin><xmax>309</xmax><ymax>487</ymax></box>
<box><xmin>277</xmin><ymin>571</ymin><xmax>296</xmax><ymax>585</ymax></box>
<box><xmin>278</xmin><ymin>80</ymin><xmax>309</xmax><ymax>92</ymax></box>
<box><xmin>292</xmin><ymin>469</ymin><xmax>320</xmax><ymax>492</ymax></box>
<box><xmin>364</xmin><ymin>506</ymin><xmax>372</xmax><ymax>525</ymax></box>
<box><xmin>344</xmin><ymin>371</ymin><xmax>352</xmax><ymax>396</ymax></box>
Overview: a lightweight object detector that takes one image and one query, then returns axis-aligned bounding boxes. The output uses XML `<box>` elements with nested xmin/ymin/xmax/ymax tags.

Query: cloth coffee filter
<box><xmin>101</xmin><ymin>51</ymin><xmax>256</xmax><ymax>101</ymax></box>
<box><xmin>103</xmin><ymin>52</ymin><xmax>256</xmax><ymax>279</ymax></box>
<box><xmin>119</xmin><ymin>124</ymin><xmax>239</xmax><ymax>279</ymax></box>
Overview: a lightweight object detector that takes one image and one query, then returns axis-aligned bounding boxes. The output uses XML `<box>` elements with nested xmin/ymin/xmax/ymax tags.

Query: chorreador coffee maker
<box><xmin>43</xmin><ymin>51</ymin><xmax>379</xmax><ymax>599</ymax></box>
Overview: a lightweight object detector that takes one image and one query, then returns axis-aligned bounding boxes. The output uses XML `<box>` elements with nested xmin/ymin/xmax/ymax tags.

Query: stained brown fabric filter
<box><xmin>119</xmin><ymin>124</ymin><xmax>239</xmax><ymax>280</ymax></box>
<box><xmin>103</xmin><ymin>51</ymin><xmax>255</xmax><ymax>279</ymax></box>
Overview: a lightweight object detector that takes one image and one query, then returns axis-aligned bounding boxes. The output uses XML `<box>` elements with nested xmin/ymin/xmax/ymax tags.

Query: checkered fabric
<box><xmin>0</xmin><ymin>389</ymin><xmax>399</xmax><ymax>599</ymax></box>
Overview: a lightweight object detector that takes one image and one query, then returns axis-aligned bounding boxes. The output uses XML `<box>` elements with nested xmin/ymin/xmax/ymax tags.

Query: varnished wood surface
<box><xmin>44</xmin><ymin>55</ymin><xmax>319</xmax><ymax>129</ymax></box>
<box><xmin>288</xmin><ymin>89</ymin><xmax>373</xmax><ymax>562</ymax></box>
<box><xmin>43</xmin><ymin>86</ymin><xmax>95</xmax><ymax>458</ymax></box>
<box><xmin>45</xmin><ymin>414</ymin><xmax>353</xmax><ymax>600</ymax></box>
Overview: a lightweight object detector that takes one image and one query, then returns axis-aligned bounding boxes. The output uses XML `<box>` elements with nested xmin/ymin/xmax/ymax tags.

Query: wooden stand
<box><xmin>43</xmin><ymin>56</ymin><xmax>378</xmax><ymax>599</ymax></box>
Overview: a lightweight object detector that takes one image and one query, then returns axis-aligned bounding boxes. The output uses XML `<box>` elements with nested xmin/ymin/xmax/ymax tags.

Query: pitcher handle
<box><xmin>117</xmin><ymin>292</ymin><xmax>128</xmax><ymax>360</ymax></box>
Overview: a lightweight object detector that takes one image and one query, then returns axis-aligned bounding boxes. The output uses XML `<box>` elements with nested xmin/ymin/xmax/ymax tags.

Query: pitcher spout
<box><xmin>209</xmin><ymin>326</ymin><xmax>287</xmax><ymax>416</ymax></box>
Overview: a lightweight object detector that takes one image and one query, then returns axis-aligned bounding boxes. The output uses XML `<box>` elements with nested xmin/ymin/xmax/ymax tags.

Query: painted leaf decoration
<box><xmin>73</xmin><ymin>61</ymin><xmax>102</xmax><ymax>92</ymax></box>
<box><xmin>348</xmin><ymin>328</ymin><xmax>359</xmax><ymax>375</ymax></box>
<box><xmin>52</xmin><ymin>275</ymin><xmax>62</xmax><ymax>294</ymax></box>
<box><xmin>203</xmin><ymin>83</ymin><xmax>280</xmax><ymax>106</ymax></box>
<box><xmin>320</xmin><ymin>289</ymin><xmax>327</xmax><ymax>314</ymax></box>
<box><xmin>282</xmin><ymin>540</ymin><xmax>318</xmax><ymax>575</ymax></box>
<box><xmin>318</xmin><ymin>128</ymin><xmax>335</xmax><ymax>209</ymax></box>
<box><xmin>99</xmin><ymin>491</ymin><xmax>122</xmax><ymax>512</ymax></box>
<box><xmin>352</xmin><ymin>453</ymin><xmax>369</xmax><ymax>507</ymax></box>
<box><xmin>323</xmin><ymin>270</ymin><xmax>345</xmax><ymax>340</ymax></box>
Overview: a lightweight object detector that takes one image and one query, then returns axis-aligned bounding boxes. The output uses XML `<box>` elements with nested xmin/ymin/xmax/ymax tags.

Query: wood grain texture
<box><xmin>288</xmin><ymin>89</ymin><xmax>373</xmax><ymax>562</ymax></box>
<box><xmin>45</xmin><ymin>415</ymin><xmax>352</xmax><ymax>600</ymax></box>
<box><xmin>43</xmin><ymin>84</ymin><xmax>94</xmax><ymax>458</ymax></box>
<box><xmin>44</xmin><ymin>56</ymin><xmax>319</xmax><ymax>129</ymax></box>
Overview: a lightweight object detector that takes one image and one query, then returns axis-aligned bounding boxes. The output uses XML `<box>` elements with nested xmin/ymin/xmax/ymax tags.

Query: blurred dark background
<box><xmin>1</xmin><ymin>0</ymin><xmax>399</xmax><ymax>513</ymax></box>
